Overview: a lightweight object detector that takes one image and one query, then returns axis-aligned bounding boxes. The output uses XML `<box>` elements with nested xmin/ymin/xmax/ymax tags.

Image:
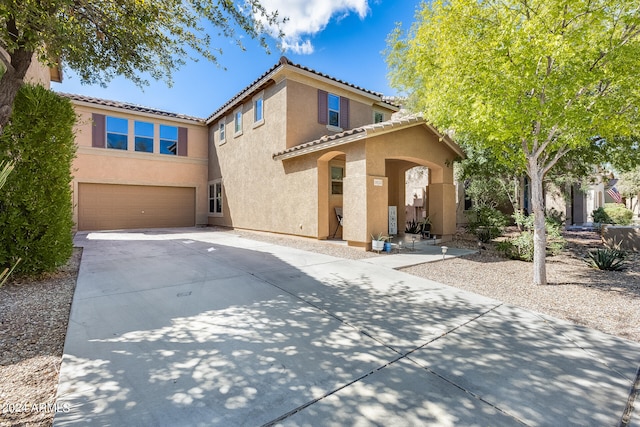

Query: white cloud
<box><xmin>281</xmin><ymin>38</ymin><xmax>315</xmax><ymax>55</ymax></box>
<box><xmin>260</xmin><ymin>0</ymin><xmax>370</xmax><ymax>54</ymax></box>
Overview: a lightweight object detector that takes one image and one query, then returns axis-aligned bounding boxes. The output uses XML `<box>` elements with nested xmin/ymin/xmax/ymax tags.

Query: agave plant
<box><xmin>585</xmin><ymin>246</ymin><xmax>627</xmax><ymax>271</ymax></box>
<box><xmin>0</xmin><ymin>161</ymin><xmax>21</xmax><ymax>287</ymax></box>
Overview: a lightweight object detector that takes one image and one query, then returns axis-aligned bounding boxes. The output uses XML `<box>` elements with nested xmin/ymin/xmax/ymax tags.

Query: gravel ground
<box><xmin>0</xmin><ymin>248</ymin><xmax>81</xmax><ymax>427</ymax></box>
<box><xmin>403</xmin><ymin>231</ymin><xmax>640</xmax><ymax>343</ymax></box>
<box><xmin>0</xmin><ymin>228</ymin><xmax>638</xmax><ymax>426</ymax></box>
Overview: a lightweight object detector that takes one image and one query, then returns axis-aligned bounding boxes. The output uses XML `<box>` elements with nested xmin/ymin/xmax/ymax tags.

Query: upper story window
<box><xmin>374</xmin><ymin>111</ymin><xmax>385</xmax><ymax>124</ymax></box>
<box><xmin>160</xmin><ymin>125</ymin><xmax>178</xmax><ymax>155</ymax></box>
<box><xmin>92</xmin><ymin>113</ymin><xmax>188</xmax><ymax>156</ymax></box>
<box><xmin>134</xmin><ymin>121</ymin><xmax>154</xmax><ymax>153</ymax></box>
<box><xmin>253</xmin><ymin>94</ymin><xmax>264</xmax><ymax>126</ymax></box>
<box><xmin>218</xmin><ymin>121</ymin><xmax>226</xmax><ymax>144</ymax></box>
<box><xmin>328</xmin><ymin>94</ymin><xmax>340</xmax><ymax>127</ymax></box>
<box><xmin>106</xmin><ymin>116</ymin><xmax>128</xmax><ymax>150</ymax></box>
<box><xmin>234</xmin><ymin>108</ymin><xmax>243</xmax><ymax>136</ymax></box>
<box><xmin>318</xmin><ymin>90</ymin><xmax>349</xmax><ymax>130</ymax></box>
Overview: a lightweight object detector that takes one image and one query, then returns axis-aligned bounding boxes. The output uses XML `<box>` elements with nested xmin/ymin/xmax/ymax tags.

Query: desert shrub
<box><xmin>497</xmin><ymin>212</ymin><xmax>566</xmax><ymax>261</ymax></box>
<box><xmin>466</xmin><ymin>207</ymin><xmax>508</xmax><ymax>242</ymax></box>
<box><xmin>592</xmin><ymin>203</ymin><xmax>633</xmax><ymax>225</ymax></box>
<box><xmin>586</xmin><ymin>247</ymin><xmax>627</xmax><ymax>271</ymax></box>
<box><xmin>0</xmin><ymin>85</ymin><xmax>77</xmax><ymax>275</ymax></box>
<box><xmin>497</xmin><ymin>231</ymin><xmax>534</xmax><ymax>261</ymax></box>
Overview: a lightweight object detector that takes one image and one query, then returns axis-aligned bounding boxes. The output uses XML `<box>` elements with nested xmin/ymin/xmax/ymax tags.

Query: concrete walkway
<box><xmin>55</xmin><ymin>228</ymin><xmax>640</xmax><ymax>426</ymax></box>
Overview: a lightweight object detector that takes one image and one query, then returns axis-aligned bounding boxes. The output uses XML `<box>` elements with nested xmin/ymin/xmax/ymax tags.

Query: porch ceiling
<box><xmin>272</xmin><ymin>115</ymin><xmax>465</xmax><ymax>161</ymax></box>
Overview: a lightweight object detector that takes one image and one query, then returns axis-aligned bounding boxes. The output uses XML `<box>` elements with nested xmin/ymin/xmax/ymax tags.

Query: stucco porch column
<box><xmin>342</xmin><ymin>174</ymin><xmax>388</xmax><ymax>248</ymax></box>
<box><xmin>428</xmin><ymin>182</ymin><xmax>457</xmax><ymax>240</ymax></box>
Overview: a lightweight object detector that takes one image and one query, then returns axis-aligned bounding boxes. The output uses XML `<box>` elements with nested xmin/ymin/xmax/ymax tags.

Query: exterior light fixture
<box><xmin>441</xmin><ymin>246</ymin><xmax>448</xmax><ymax>261</ymax></box>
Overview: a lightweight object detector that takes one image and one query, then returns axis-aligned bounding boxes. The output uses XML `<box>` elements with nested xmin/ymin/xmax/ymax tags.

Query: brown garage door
<box><xmin>78</xmin><ymin>184</ymin><xmax>195</xmax><ymax>231</ymax></box>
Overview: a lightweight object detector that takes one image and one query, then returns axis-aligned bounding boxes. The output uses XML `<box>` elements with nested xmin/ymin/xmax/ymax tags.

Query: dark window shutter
<box><xmin>317</xmin><ymin>90</ymin><xmax>328</xmax><ymax>125</ymax></box>
<box><xmin>340</xmin><ymin>97</ymin><xmax>349</xmax><ymax>129</ymax></box>
<box><xmin>92</xmin><ymin>113</ymin><xmax>105</xmax><ymax>148</ymax></box>
<box><xmin>178</xmin><ymin>127</ymin><xmax>188</xmax><ymax>156</ymax></box>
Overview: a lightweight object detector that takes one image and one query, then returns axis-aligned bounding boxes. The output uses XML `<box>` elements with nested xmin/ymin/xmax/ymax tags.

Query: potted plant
<box><xmin>371</xmin><ymin>233</ymin><xmax>388</xmax><ymax>252</ymax></box>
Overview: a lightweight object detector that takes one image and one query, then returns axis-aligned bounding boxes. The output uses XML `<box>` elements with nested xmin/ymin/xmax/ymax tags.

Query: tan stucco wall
<box><xmin>208</xmin><ymin>72</ymin><xmax>398</xmax><ymax>238</ymax></box>
<box><xmin>208</xmin><ymin>80</ymin><xmax>320</xmax><ymax>236</ymax></box>
<box><xmin>602</xmin><ymin>225</ymin><xmax>640</xmax><ymax>252</ymax></box>
<box><xmin>284</xmin><ymin>76</ymin><xmax>395</xmax><ymax>149</ymax></box>
<box><xmin>364</xmin><ymin>126</ymin><xmax>458</xmax><ymax>241</ymax></box>
<box><xmin>71</xmin><ymin>104</ymin><xmax>209</xmax><ymax>228</ymax></box>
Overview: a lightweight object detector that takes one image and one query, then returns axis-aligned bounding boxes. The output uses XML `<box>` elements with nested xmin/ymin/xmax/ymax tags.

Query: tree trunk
<box><xmin>0</xmin><ymin>48</ymin><xmax>33</xmax><ymax>132</ymax></box>
<box><xmin>528</xmin><ymin>157</ymin><xmax>547</xmax><ymax>286</ymax></box>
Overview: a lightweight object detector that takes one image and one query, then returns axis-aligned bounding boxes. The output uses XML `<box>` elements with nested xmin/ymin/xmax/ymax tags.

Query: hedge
<box><xmin>592</xmin><ymin>203</ymin><xmax>633</xmax><ymax>226</ymax></box>
<box><xmin>0</xmin><ymin>85</ymin><xmax>77</xmax><ymax>275</ymax></box>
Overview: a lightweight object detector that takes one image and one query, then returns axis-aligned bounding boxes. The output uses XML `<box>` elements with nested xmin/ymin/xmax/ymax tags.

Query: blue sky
<box><xmin>53</xmin><ymin>1</ymin><xmax>424</xmax><ymax>119</ymax></box>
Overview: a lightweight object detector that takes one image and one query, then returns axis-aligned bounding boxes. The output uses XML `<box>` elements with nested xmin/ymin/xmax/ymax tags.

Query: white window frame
<box><xmin>328</xmin><ymin>93</ymin><xmax>340</xmax><ymax>128</ymax></box>
<box><xmin>218</xmin><ymin>120</ymin><xmax>226</xmax><ymax>145</ymax></box>
<box><xmin>234</xmin><ymin>107</ymin><xmax>243</xmax><ymax>137</ymax></box>
<box><xmin>208</xmin><ymin>179</ymin><xmax>223</xmax><ymax>217</ymax></box>
<box><xmin>253</xmin><ymin>91</ymin><xmax>265</xmax><ymax>128</ymax></box>
<box><xmin>373</xmin><ymin>110</ymin><xmax>385</xmax><ymax>124</ymax></box>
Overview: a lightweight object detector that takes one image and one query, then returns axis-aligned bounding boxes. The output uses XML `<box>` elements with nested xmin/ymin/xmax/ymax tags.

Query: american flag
<box><xmin>607</xmin><ymin>186</ymin><xmax>623</xmax><ymax>204</ymax></box>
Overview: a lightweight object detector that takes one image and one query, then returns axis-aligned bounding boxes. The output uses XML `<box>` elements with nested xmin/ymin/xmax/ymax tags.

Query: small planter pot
<box><xmin>372</xmin><ymin>240</ymin><xmax>385</xmax><ymax>251</ymax></box>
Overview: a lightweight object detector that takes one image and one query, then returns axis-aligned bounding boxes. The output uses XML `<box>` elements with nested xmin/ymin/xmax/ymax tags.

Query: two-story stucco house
<box><xmin>62</xmin><ymin>56</ymin><xmax>464</xmax><ymax>249</ymax></box>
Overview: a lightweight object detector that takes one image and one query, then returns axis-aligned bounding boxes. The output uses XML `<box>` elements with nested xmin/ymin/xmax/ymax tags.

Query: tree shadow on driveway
<box><xmin>55</xmin><ymin>229</ymin><xmax>640</xmax><ymax>426</ymax></box>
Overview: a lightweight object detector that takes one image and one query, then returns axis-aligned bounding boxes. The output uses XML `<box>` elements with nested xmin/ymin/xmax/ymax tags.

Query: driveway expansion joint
<box><xmin>254</xmin><ymin>267</ymin><xmax>518</xmax><ymax>425</ymax></box>
<box><xmin>620</xmin><ymin>364</ymin><xmax>640</xmax><ymax>427</ymax></box>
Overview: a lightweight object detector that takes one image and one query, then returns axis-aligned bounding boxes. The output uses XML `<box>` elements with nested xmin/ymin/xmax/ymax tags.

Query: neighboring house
<box><xmin>545</xmin><ymin>180</ymin><xmax>605</xmax><ymax>225</ymax></box>
<box><xmin>1</xmin><ymin>49</ymin><xmax>62</xmax><ymax>88</ymax></box>
<box><xmin>46</xmin><ymin>56</ymin><xmax>463</xmax><ymax>249</ymax></box>
<box><xmin>456</xmin><ymin>172</ymin><xmax>606</xmax><ymax>227</ymax></box>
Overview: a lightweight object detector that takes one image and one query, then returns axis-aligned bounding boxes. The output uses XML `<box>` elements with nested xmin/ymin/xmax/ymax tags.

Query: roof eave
<box><xmin>422</xmin><ymin>122</ymin><xmax>466</xmax><ymax>159</ymax></box>
<box><xmin>61</xmin><ymin>94</ymin><xmax>205</xmax><ymax>124</ymax></box>
<box><xmin>273</xmin><ymin>117</ymin><xmax>466</xmax><ymax>161</ymax></box>
<box><xmin>205</xmin><ymin>65</ymin><xmax>283</xmax><ymax>125</ymax></box>
<box><xmin>287</xmin><ymin>66</ymin><xmax>385</xmax><ymax>104</ymax></box>
<box><xmin>273</xmin><ymin>131</ymin><xmax>368</xmax><ymax>161</ymax></box>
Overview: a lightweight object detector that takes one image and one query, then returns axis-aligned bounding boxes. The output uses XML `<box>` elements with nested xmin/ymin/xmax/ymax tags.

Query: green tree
<box><xmin>0</xmin><ymin>0</ymin><xmax>285</xmax><ymax>130</ymax></box>
<box><xmin>617</xmin><ymin>167</ymin><xmax>640</xmax><ymax>213</ymax></box>
<box><xmin>387</xmin><ymin>0</ymin><xmax>640</xmax><ymax>285</ymax></box>
<box><xmin>456</xmin><ymin>142</ymin><xmax>524</xmax><ymax>214</ymax></box>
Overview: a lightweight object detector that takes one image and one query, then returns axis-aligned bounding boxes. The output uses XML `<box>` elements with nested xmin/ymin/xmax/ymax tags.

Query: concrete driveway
<box><xmin>55</xmin><ymin>229</ymin><xmax>640</xmax><ymax>426</ymax></box>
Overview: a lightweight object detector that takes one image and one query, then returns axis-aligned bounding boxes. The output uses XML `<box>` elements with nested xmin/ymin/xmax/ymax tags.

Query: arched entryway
<box><xmin>317</xmin><ymin>151</ymin><xmax>346</xmax><ymax>239</ymax></box>
<box><xmin>385</xmin><ymin>157</ymin><xmax>448</xmax><ymax>238</ymax></box>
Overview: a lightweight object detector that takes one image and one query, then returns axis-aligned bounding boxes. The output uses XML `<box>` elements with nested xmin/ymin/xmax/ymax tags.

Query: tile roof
<box><xmin>205</xmin><ymin>56</ymin><xmax>398</xmax><ymax>124</ymax></box>
<box><xmin>58</xmin><ymin>93</ymin><xmax>205</xmax><ymax>123</ymax></box>
<box><xmin>272</xmin><ymin>115</ymin><xmax>465</xmax><ymax>161</ymax></box>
